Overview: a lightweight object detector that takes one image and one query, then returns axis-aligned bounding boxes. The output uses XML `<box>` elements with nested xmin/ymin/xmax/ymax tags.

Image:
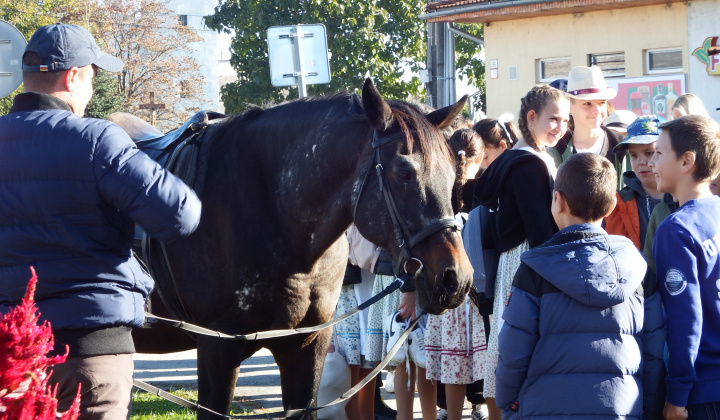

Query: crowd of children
<box><xmin>322</xmin><ymin>65</ymin><xmax>720</xmax><ymax>420</ymax></box>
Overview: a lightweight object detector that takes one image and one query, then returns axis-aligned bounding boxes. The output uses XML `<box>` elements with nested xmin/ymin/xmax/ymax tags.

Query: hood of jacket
<box><xmin>521</xmin><ymin>223</ymin><xmax>645</xmax><ymax>308</ymax></box>
<box><xmin>473</xmin><ymin>149</ymin><xmax>547</xmax><ymax>210</ymax></box>
<box><xmin>622</xmin><ymin>171</ymin><xmax>645</xmax><ymax>197</ymax></box>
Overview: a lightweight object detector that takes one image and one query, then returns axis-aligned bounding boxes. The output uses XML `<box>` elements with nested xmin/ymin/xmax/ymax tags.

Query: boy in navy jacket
<box><xmin>650</xmin><ymin>115</ymin><xmax>720</xmax><ymax>420</ymax></box>
<box><xmin>496</xmin><ymin>153</ymin><xmax>646</xmax><ymax>419</ymax></box>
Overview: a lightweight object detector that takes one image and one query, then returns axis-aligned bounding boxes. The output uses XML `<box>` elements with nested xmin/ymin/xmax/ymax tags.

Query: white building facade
<box><xmin>166</xmin><ymin>0</ymin><xmax>235</xmax><ymax>113</ymax></box>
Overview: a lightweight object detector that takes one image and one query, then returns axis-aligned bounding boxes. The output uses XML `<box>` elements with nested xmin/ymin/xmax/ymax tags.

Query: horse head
<box><xmin>353</xmin><ymin>79</ymin><xmax>472</xmax><ymax>315</ymax></box>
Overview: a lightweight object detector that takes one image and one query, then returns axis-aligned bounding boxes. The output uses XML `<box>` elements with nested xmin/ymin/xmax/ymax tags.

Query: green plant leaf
<box><xmin>693</xmin><ymin>47</ymin><xmax>709</xmax><ymax>64</ymax></box>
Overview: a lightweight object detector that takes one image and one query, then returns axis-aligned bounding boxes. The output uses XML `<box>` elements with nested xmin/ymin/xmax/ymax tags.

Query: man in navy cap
<box><xmin>0</xmin><ymin>23</ymin><xmax>202</xmax><ymax>419</ymax></box>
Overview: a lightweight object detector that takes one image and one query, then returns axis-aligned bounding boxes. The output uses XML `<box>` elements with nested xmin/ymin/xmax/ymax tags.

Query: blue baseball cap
<box><xmin>613</xmin><ymin>115</ymin><xmax>663</xmax><ymax>153</ymax></box>
<box><xmin>549</xmin><ymin>78</ymin><xmax>568</xmax><ymax>92</ymax></box>
<box><xmin>22</xmin><ymin>23</ymin><xmax>123</xmax><ymax>73</ymax></box>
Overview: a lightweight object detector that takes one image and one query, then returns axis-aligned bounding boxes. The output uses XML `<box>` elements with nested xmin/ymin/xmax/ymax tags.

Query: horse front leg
<box><xmin>196</xmin><ymin>336</ymin><xmax>255</xmax><ymax>420</ymax></box>
<box><xmin>270</xmin><ymin>328</ymin><xmax>333</xmax><ymax>420</ymax></box>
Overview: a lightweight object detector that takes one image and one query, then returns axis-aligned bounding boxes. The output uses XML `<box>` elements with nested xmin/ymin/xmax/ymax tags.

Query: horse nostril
<box><xmin>442</xmin><ymin>269</ymin><xmax>459</xmax><ymax>295</ymax></box>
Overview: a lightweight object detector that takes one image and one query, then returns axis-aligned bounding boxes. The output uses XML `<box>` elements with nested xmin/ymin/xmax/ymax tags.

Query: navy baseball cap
<box><xmin>22</xmin><ymin>23</ymin><xmax>123</xmax><ymax>73</ymax></box>
<box><xmin>549</xmin><ymin>78</ymin><xmax>568</xmax><ymax>92</ymax></box>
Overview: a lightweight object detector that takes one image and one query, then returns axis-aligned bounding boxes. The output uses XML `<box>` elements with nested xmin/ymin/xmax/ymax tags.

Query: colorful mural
<box><xmin>692</xmin><ymin>36</ymin><xmax>720</xmax><ymax>76</ymax></box>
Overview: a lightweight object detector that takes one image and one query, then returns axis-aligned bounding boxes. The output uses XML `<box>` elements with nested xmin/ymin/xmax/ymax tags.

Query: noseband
<box><xmin>353</xmin><ymin>129</ymin><xmax>462</xmax><ymax>279</ymax></box>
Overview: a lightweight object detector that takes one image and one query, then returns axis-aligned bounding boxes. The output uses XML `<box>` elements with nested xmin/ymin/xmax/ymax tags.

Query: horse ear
<box><xmin>426</xmin><ymin>95</ymin><xmax>468</xmax><ymax>129</ymax></box>
<box><xmin>362</xmin><ymin>78</ymin><xmax>395</xmax><ymax>131</ymax></box>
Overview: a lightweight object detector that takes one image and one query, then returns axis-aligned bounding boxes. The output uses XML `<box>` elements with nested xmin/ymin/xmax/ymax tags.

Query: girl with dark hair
<box><xmin>427</xmin><ymin>128</ymin><xmax>487</xmax><ymax>420</ymax></box>
<box><xmin>447</xmin><ymin>128</ymin><xmax>485</xmax><ymax>213</ymax></box>
<box><xmin>473</xmin><ymin>84</ymin><xmax>569</xmax><ymax>420</ymax></box>
<box><xmin>473</xmin><ymin>117</ymin><xmax>516</xmax><ymax>164</ymax></box>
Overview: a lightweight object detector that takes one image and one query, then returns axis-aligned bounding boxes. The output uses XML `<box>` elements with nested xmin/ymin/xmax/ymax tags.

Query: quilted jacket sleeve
<box><xmin>496</xmin><ymin>263</ymin><xmax>541</xmax><ymax>412</ymax></box>
<box><xmin>93</xmin><ymin>123</ymin><xmax>201</xmax><ymax>242</ymax></box>
<box><xmin>641</xmin><ymin>290</ymin><xmax>667</xmax><ymax>420</ymax></box>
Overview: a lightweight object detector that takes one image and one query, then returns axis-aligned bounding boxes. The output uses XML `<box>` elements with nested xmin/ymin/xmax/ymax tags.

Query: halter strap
<box><xmin>354</xmin><ymin>129</ymin><xmax>461</xmax><ymax>277</ymax></box>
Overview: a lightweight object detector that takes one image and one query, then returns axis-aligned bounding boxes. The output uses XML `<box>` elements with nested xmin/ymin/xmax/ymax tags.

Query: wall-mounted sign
<box><xmin>692</xmin><ymin>36</ymin><xmax>720</xmax><ymax>76</ymax></box>
<box><xmin>489</xmin><ymin>59</ymin><xmax>498</xmax><ymax>79</ymax></box>
<box><xmin>605</xmin><ymin>74</ymin><xmax>686</xmax><ymax>119</ymax></box>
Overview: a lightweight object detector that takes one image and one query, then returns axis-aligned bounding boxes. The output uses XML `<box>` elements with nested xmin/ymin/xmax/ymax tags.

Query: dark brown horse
<box><xmin>130</xmin><ymin>79</ymin><xmax>472</xmax><ymax>419</ymax></box>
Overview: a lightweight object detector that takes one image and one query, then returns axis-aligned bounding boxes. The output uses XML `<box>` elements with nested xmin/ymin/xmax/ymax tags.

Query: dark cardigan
<box><xmin>472</xmin><ymin>149</ymin><xmax>558</xmax><ymax>254</ymax></box>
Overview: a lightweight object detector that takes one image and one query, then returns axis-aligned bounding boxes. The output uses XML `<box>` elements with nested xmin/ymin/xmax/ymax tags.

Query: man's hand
<box><xmin>663</xmin><ymin>402</ymin><xmax>688</xmax><ymax>420</ymax></box>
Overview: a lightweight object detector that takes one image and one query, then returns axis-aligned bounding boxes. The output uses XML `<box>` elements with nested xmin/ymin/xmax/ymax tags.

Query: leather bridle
<box><xmin>353</xmin><ymin>129</ymin><xmax>462</xmax><ymax>279</ymax></box>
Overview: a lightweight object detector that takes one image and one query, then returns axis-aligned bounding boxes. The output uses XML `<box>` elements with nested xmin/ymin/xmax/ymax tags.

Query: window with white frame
<box><xmin>178</xmin><ymin>15</ymin><xmax>188</xmax><ymax>26</ymax></box>
<box><xmin>589</xmin><ymin>52</ymin><xmax>625</xmax><ymax>77</ymax></box>
<box><xmin>646</xmin><ymin>48</ymin><xmax>683</xmax><ymax>74</ymax></box>
<box><xmin>537</xmin><ymin>57</ymin><xmax>571</xmax><ymax>82</ymax></box>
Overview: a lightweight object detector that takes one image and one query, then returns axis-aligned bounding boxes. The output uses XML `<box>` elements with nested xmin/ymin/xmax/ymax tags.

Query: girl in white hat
<box><xmin>548</xmin><ymin>66</ymin><xmax>626</xmax><ymax>187</ymax></box>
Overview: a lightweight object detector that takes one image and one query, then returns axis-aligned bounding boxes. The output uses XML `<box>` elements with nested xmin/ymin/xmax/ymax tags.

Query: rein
<box><xmin>143</xmin><ymin>272</ymin><xmax>411</xmax><ymax>340</ymax></box>
<box><xmin>134</xmin><ymin>314</ymin><xmax>422</xmax><ymax>419</ymax></box>
<box><xmin>353</xmin><ymin>129</ymin><xmax>462</xmax><ymax>278</ymax></box>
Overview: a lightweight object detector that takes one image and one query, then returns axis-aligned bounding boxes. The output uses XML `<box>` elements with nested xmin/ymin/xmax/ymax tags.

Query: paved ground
<box><xmin>133</xmin><ymin>348</ymin><xmax>478</xmax><ymax>419</ymax></box>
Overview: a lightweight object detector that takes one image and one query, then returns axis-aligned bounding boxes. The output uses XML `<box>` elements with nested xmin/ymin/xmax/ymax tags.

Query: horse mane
<box><xmin>214</xmin><ymin>91</ymin><xmax>452</xmax><ymax>166</ymax></box>
<box><xmin>385</xmin><ymin>100</ymin><xmax>454</xmax><ymax>167</ymax></box>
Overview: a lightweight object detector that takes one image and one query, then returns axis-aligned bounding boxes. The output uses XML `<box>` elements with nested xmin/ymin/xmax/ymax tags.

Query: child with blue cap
<box><xmin>606</xmin><ymin>115</ymin><xmax>675</xmax><ymax>249</ymax></box>
<box><xmin>606</xmin><ymin>115</ymin><xmax>675</xmax><ymax>420</ymax></box>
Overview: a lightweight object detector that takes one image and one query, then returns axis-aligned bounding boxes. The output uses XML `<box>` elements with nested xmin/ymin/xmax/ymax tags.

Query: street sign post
<box><xmin>0</xmin><ymin>20</ymin><xmax>27</xmax><ymax>98</ymax></box>
<box><xmin>267</xmin><ymin>24</ymin><xmax>330</xmax><ymax>97</ymax></box>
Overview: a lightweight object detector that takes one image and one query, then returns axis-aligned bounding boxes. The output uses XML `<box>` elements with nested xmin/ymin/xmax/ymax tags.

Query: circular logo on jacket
<box><xmin>665</xmin><ymin>268</ymin><xmax>687</xmax><ymax>296</ymax></box>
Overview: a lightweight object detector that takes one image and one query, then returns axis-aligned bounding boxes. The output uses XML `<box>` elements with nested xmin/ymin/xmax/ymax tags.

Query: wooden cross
<box><xmin>139</xmin><ymin>92</ymin><xmax>165</xmax><ymax>127</ymax></box>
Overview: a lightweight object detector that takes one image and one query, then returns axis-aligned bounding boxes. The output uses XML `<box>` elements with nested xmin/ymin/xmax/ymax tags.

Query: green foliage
<box><xmin>131</xmin><ymin>388</ymin><xmax>249</xmax><ymax>420</ymax></box>
<box><xmin>130</xmin><ymin>388</ymin><xmax>197</xmax><ymax>420</ymax></box>
<box><xmin>205</xmin><ymin>0</ymin><xmax>427</xmax><ymax>112</ymax></box>
<box><xmin>85</xmin><ymin>70</ymin><xmax>126</xmax><ymax>119</ymax></box>
<box><xmin>0</xmin><ymin>1</ymin><xmax>126</xmax><ymax>117</ymax></box>
<box><xmin>0</xmin><ymin>86</ymin><xmax>21</xmax><ymax>115</ymax></box>
<box><xmin>0</xmin><ymin>0</ymin><xmax>83</xmax><ymax>40</ymax></box>
<box><xmin>0</xmin><ymin>0</ymin><xmax>85</xmax><ymax>113</ymax></box>
<box><xmin>454</xmin><ymin>23</ymin><xmax>486</xmax><ymax>114</ymax></box>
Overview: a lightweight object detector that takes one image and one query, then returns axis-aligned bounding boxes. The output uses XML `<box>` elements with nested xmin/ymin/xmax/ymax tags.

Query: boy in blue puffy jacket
<box><xmin>496</xmin><ymin>153</ymin><xmax>646</xmax><ymax>419</ymax></box>
<box><xmin>649</xmin><ymin>115</ymin><xmax>720</xmax><ymax>420</ymax></box>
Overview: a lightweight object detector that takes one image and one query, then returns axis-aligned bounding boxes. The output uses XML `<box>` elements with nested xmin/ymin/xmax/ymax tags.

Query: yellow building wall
<box><xmin>484</xmin><ymin>3</ymin><xmax>688</xmax><ymax>118</ymax></box>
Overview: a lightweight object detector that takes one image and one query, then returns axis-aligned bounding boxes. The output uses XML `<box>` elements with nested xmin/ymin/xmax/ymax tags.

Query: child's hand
<box><xmin>398</xmin><ymin>291</ymin><xmax>416</xmax><ymax>322</ymax></box>
<box><xmin>663</xmin><ymin>402</ymin><xmax>688</xmax><ymax>420</ymax></box>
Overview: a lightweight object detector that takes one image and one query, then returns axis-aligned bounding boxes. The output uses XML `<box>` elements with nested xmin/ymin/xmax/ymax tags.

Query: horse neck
<box><xmin>211</xmin><ymin>111</ymin><xmax>373</xmax><ymax>261</ymax></box>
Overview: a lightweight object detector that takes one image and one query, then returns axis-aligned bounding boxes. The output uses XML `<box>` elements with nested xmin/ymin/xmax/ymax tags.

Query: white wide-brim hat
<box><xmin>567</xmin><ymin>65</ymin><xmax>617</xmax><ymax>100</ymax></box>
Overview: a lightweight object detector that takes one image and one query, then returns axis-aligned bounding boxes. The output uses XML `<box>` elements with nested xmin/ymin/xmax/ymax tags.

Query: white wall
<box><xmin>686</xmin><ymin>0</ymin><xmax>720</xmax><ymax>121</ymax></box>
<box><xmin>167</xmin><ymin>0</ymin><xmax>223</xmax><ymax>112</ymax></box>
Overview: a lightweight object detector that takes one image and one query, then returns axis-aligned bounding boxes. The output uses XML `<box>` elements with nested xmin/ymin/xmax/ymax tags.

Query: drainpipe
<box><xmin>448</xmin><ymin>23</ymin><xmax>484</xmax><ymax>46</ymax></box>
<box><xmin>443</xmin><ymin>22</ymin><xmax>456</xmax><ymax>107</ymax></box>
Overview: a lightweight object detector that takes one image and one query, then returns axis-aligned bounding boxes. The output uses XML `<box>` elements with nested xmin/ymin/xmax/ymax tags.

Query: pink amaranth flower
<box><xmin>0</xmin><ymin>267</ymin><xmax>80</xmax><ymax>420</ymax></box>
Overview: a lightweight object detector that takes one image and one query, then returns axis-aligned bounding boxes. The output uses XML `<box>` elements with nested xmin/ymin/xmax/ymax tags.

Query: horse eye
<box><xmin>396</xmin><ymin>169</ymin><xmax>414</xmax><ymax>181</ymax></box>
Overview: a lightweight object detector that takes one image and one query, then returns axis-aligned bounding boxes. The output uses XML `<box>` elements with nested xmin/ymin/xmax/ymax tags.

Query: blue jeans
<box><xmin>689</xmin><ymin>402</ymin><xmax>720</xmax><ymax>420</ymax></box>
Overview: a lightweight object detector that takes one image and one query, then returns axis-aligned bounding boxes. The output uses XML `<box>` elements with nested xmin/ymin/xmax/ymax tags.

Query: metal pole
<box><xmin>294</xmin><ymin>25</ymin><xmax>307</xmax><ymax>98</ymax></box>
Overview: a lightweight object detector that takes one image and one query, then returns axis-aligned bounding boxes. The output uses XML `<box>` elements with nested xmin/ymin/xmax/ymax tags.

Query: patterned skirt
<box><xmin>333</xmin><ymin>284</ymin><xmax>363</xmax><ymax>366</ymax></box>
<box><xmin>482</xmin><ymin>241</ymin><xmax>529</xmax><ymax>398</ymax></box>
<box><xmin>365</xmin><ymin>274</ymin><xmax>425</xmax><ymax>362</ymax></box>
<box><xmin>425</xmin><ymin>300</ymin><xmax>486</xmax><ymax>384</ymax></box>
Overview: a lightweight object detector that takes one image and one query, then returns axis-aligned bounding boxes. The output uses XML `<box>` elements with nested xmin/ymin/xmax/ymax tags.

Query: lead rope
<box><xmin>143</xmin><ymin>271</ymin><xmax>418</xmax><ymax>341</ymax></box>
<box><xmin>133</xmin><ymin>314</ymin><xmax>423</xmax><ymax>419</ymax></box>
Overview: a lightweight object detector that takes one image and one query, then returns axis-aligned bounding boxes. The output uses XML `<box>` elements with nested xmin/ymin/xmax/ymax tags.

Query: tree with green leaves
<box><xmin>454</xmin><ymin>23</ymin><xmax>486</xmax><ymax>114</ymax></box>
<box><xmin>205</xmin><ymin>0</ymin><xmax>428</xmax><ymax>112</ymax></box>
<box><xmin>85</xmin><ymin>70</ymin><xmax>125</xmax><ymax>119</ymax></box>
<box><xmin>0</xmin><ymin>0</ymin><xmax>86</xmax><ymax>114</ymax></box>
